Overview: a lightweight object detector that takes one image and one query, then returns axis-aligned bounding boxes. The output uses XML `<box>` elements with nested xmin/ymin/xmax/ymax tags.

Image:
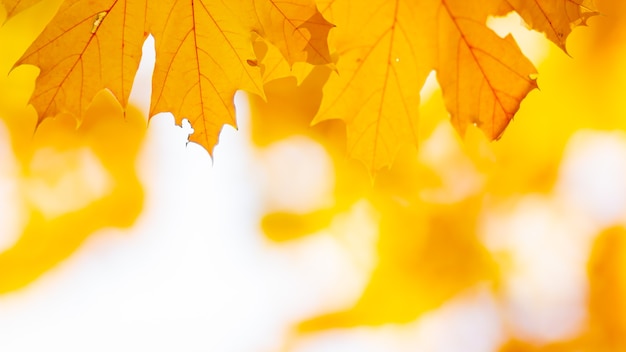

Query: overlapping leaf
<box><xmin>13</xmin><ymin>0</ymin><xmax>147</xmax><ymax>124</ymax></box>
<box><xmin>247</xmin><ymin>0</ymin><xmax>334</xmax><ymax>65</ymax></box>
<box><xmin>147</xmin><ymin>0</ymin><xmax>263</xmax><ymax>150</ymax></box>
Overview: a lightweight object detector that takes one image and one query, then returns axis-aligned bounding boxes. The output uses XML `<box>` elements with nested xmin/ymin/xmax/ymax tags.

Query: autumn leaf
<box><xmin>4</xmin><ymin>0</ymin><xmax>333</xmax><ymax>153</ymax></box>
<box><xmin>13</xmin><ymin>0</ymin><xmax>147</xmax><ymax>123</ymax></box>
<box><xmin>146</xmin><ymin>0</ymin><xmax>263</xmax><ymax>150</ymax></box>
<box><xmin>314</xmin><ymin>0</ymin><xmax>594</xmax><ymax>173</ymax></box>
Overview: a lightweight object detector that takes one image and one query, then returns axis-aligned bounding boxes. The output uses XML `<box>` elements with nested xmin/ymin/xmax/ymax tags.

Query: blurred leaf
<box><xmin>262</xmin><ymin>209</ymin><xmax>335</xmax><ymax>242</ymax></box>
<box><xmin>587</xmin><ymin>226</ymin><xmax>626</xmax><ymax>350</ymax></box>
<box><xmin>250</xmin><ymin>63</ymin><xmax>495</xmax><ymax>332</ymax></box>
<box><xmin>0</xmin><ymin>93</ymin><xmax>146</xmax><ymax>294</ymax></box>
<box><xmin>300</xmin><ymin>197</ymin><xmax>496</xmax><ymax>329</ymax></box>
<box><xmin>248</xmin><ymin>0</ymin><xmax>624</xmax><ymax>345</ymax></box>
<box><xmin>499</xmin><ymin>226</ymin><xmax>626</xmax><ymax>352</ymax></box>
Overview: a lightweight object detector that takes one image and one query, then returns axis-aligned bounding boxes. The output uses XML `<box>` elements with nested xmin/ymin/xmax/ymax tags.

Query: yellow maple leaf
<box><xmin>314</xmin><ymin>0</ymin><xmax>594</xmax><ymax>173</ymax></box>
<box><xmin>4</xmin><ymin>0</ymin><xmax>333</xmax><ymax>154</ymax></box>
<box><xmin>147</xmin><ymin>0</ymin><xmax>264</xmax><ymax>150</ymax></box>
<box><xmin>14</xmin><ymin>0</ymin><xmax>147</xmax><ymax>123</ymax></box>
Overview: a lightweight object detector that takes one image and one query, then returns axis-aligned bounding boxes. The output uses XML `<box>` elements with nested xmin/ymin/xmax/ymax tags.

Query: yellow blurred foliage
<box><xmin>249</xmin><ymin>0</ymin><xmax>626</xmax><ymax>348</ymax></box>
<box><xmin>1</xmin><ymin>0</ymin><xmax>626</xmax><ymax>351</ymax></box>
<box><xmin>500</xmin><ymin>226</ymin><xmax>626</xmax><ymax>352</ymax></box>
<box><xmin>249</xmin><ymin>64</ymin><xmax>497</xmax><ymax>331</ymax></box>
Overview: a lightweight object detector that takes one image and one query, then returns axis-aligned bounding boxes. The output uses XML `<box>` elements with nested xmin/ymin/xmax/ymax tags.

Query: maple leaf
<box><xmin>13</xmin><ymin>0</ymin><xmax>147</xmax><ymax>124</ymax></box>
<box><xmin>4</xmin><ymin>0</ymin><xmax>333</xmax><ymax>153</ymax></box>
<box><xmin>147</xmin><ymin>0</ymin><xmax>263</xmax><ymax>150</ymax></box>
<box><xmin>314</xmin><ymin>0</ymin><xmax>595</xmax><ymax>173</ymax></box>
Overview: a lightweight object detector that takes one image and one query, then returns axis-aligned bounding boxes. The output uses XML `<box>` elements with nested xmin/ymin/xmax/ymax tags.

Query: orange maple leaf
<box><xmin>314</xmin><ymin>0</ymin><xmax>596</xmax><ymax>173</ymax></box>
<box><xmin>3</xmin><ymin>0</ymin><xmax>333</xmax><ymax>153</ymax></box>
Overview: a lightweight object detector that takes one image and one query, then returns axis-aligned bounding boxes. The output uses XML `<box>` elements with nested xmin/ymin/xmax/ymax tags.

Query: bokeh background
<box><xmin>1</xmin><ymin>0</ymin><xmax>625</xmax><ymax>351</ymax></box>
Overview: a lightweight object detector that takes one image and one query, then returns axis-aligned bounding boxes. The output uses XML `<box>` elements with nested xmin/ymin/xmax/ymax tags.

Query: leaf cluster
<box><xmin>2</xmin><ymin>0</ymin><xmax>597</xmax><ymax>174</ymax></box>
